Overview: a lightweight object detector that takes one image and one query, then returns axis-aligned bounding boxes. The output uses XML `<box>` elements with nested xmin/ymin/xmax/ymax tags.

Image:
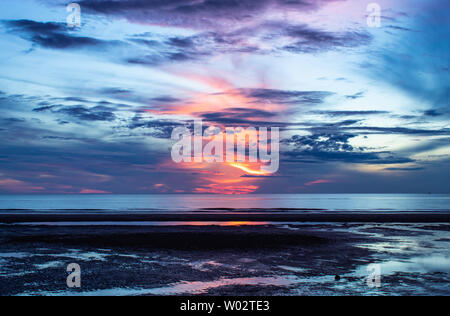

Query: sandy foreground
<box><xmin>0</xmin><ymin>211</ymin><xmax>449</xmax><ymax>223</ymax></box>
<box><xmin>0</xmin><ymin>214</ymin><xmax>449</xmax><ymax>296</ymax></box>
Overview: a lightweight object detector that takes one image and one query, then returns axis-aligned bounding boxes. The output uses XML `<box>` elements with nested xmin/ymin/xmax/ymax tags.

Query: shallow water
<box><xmin>0</xmin><ymin>194</ymin><xmax>449</xmax><ymax>296</ymax></box>
<box><xmin>1</xmin><ymin>222</ymin><xmax>448</xmax><ymax>296</ymax></box>
<box><xmin>1</xmin><ymin>194</ymin><xmax>449</xmax><ymax>214</ymax></box>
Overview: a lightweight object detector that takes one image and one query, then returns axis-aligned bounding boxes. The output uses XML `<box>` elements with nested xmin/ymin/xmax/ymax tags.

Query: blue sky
<box><xmin>0</xmin><ymin>0</ymin><xmax>449</xmax><ymax>194</ymax></box>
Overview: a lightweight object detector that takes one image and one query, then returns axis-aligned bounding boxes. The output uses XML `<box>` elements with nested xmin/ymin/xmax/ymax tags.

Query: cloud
<box><xmin>80</xmin><ymin>188</ymin><xmax>111</xmax><ymax>194</ymax></box>
<box><xmin>385</xmin><ymin>25</ymin><xmax>414</xmax><ymax>32</ymax></box>
<box><xmin>2</xmin><ymin>19</ymin><xmax>115</xmax><ymax>49</ymax></box>
<box><xmin>282</xmin><ymin>25</ymin><xmax>372</xmax><ymax>53</ymax></box>
<box><xmin>99</xmin><ymin>87</ymin><xmax>133</xmax><ymax>95</ymax></box>
<box><xmin>283</xmin><ymin>133</ymin><xmax>357</xmax><ymax>151</ymax></box>
<box><xmin>0</xmin><ymin>120</ymin><xmax>171</xmax><ymax>194</ymax></box>
<box><xmin>150</xmin><ymin>96</ymin><xmax>181</xmax><ymax>104</ymax></box>
<box><xmin>345</xmin><ymin>91</ymin><xmax>365</xmax><ymax>100</ymax></box>
<box><xmin>76</xmin><ymin>0</ymin><xmax>341</xmax><ymax>28</ymax></box>
<box><xmin>127</xmin><ymin>22</ymin><xmax>371</xmax><ymax>62</ymax></box>
<box><xmin>305</xmin><ymin>179</ymin><xmax>334</xmax><ymax>186</ymax></box>
<box><xmin>284</xmin><ymin>150</ymin><xmax>415</xmax><ymax>165</ymax></box>
<box><xmin>56</xmin><ymin>106</ymin><xmax>117</xmax><ymax>122</ymax></box>
<box><xmin>129</xmin><ymin>116</ymin><xmax>186</xmax><ymax>138</ymax></box>
<box><xmin>384</xmin><ymin>167</ymin><xmax>425</xmax><ymax>171</ymax></box>
<box><xmin>310</xmin><ymin>110</ymin><xmax>389</xmax><ymax>117</ymax></box>
<box><xmin>1</xmin><ymin>1</ymin><xmax>449</xmax><ymax>194</ymax></box>
<box><xmin>35</xmin><ymin>0</ymin><xmax>371</xmax><ymax>63</ymax></box>
<box><xmin>33</xmin><ymin>105</ymin><xmax>59</xmax><ymax>112</ymax></box>
<box><xmin>346</xmin><ymin>126</ymin><xmax>450</xmax><ymax>136</ymax></box>
<box><xmin>424</xmin><ymin>110</ymin><xmax>445</xmax><ymax>117</ymax></box>
<box><xmin>0</xmin><ymin>178</ymin><xmax>45</xmax><ymax>193</ymax></box>
<box><xmin>282</xmin><ymin>133</ymin><xmax>414</xmax><ymax>164</ymax></box>
<box><xmin>198</xmin><ymin>108</ymin><xmax>277</xmax><ymax>125</ymax></box>
<box><xmin>126</xmin><ymin>51</ymin><xmax>196</xmax><ymax>65</ymax></box>
<box><xmin>3</xmin><ymin>4</ymin><xmax>372</xmax><ymax>69</ymax></box>
<box><xmin>1</xmin><ymin>19</ymin><xmax>204</xmax><ymax>66</ymax></box>
<box><xmin>365</xmin><ymin>0</ymin><xmax>450</xmax><ymax>111</ymax></box>
<box><xmin>241</xmin><ymin>89</ymin><xmax>334</xmax><ymax>106</ymax></box>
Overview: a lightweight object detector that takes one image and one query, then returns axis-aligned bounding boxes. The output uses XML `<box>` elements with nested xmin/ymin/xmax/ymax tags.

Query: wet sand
<box><xmin>0</xmin><ymin>211</ymin><xmax>449</xmax><ymax>223</ymax></box>
<box><xmin>0</xmin><ymin>221</ymin><xmax>449</xmax><ymax>296</ymax></box>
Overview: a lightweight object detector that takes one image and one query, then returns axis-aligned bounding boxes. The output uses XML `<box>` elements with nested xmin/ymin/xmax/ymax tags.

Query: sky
<box><xmin>0</xmin><ymin>0</ymin><xmax>449</xmax><ymax>194</ymax></box>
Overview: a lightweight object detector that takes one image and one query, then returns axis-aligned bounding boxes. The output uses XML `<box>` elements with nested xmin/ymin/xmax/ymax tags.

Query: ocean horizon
<box><xmin>1</xmin><ymin>194</ymin><xmax>450</xmax><ymax>214</ymax></box>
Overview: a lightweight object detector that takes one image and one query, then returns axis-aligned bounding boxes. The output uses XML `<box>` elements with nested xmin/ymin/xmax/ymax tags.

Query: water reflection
<box><xmin>2</xmin><ymin>194</ymin><xmax>450</xmax><ymax>214</ymax></box>
<box><xmin>357</xmin><ymin>256</ymin><xmax>450</xmax><ymax>275</ymax></box>
<box><xmin>15</xmin><ymin>221</ymin><xmax>271</xmax><ymax>227</ymax></box>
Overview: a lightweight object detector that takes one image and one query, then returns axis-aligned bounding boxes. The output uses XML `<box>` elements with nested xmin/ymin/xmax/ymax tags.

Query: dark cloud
<box><xmin>346</xmin><ymin>126</ymin><xmax>450</xmax><ymax>136</ymax></box>
<box><xmin>33</xmin><ymin>105</ymin><xmax>59</xmax><ymax>112</ymax></box>
<box><xmin>282</xmin><ymin>133</ymin><xmax>414</xmax><ymax>164</ymax></box>
<box><xmin>6</xmin><ymin>117</ymin><xmax>26</xmax><ymax>123</ymax></box>
<box><xmin>57</xmin><ymin>106</ymin><xmax>116</xmax><ymax>121</ymax></box>
<box><xmin>1</xmin><ymin>19</ymin><xmax>114</xmax><ymax>49</ymax></box>
<box><xmin>129</xmin><ymin>116</ymin><xmax>186</xmax><ymax>138</ymax></box>
<box><xmin>125</xmin><ymin>33</ymin><xmax>207</xmax><ymax>65</ymax></box>
<box><xmin>150</xmin><ymin>96</ymin><xmax>181</xmax><ymax>104</ymax></box>
<box><xmin>226</xmin><ymin>108</ymin><xmax>277</xmax><ymax>118</ymax></box>
<box><xmin>385</xmin><ymin>25</ymin><xmax>414</xmax><ymax>32</ymax></box>
<box><xmin>77</xmin><ymin>0</ymin><xmax>340</xmax><ymax>28</ymax></box>
<box><xmin>0</xmin><ymin>89</ymin><xmax>448</xmax><ymax>193</ymax></box>
<box><xmin>135</xmin><ymin>22</ymin><xmax>372</xmax><ymax>60</ymax></box>
<box><xmin>424</xmin><ymin>109</ymin><xmax>444</xmax><ymax>117</ymax></box>
<box><xmin>100</xmin><ymin>87</ymin><xmax>133</xmax><ymax>95</ymax></box>
<box><xmin>241</xmin><ymin>89</ymin><xmax>334</xmax><ymax>106</ymax></box>
<box><xmin>53</xmin><ymin>97</ymin><xmax>90</xmax><ymax>103</ymax></box>
<box><xmin>310</xmin><ymin>110</ymin><xmax>389</xmax><ymax>117</ymax></box>
<box><xmin>3</xmin><ymin>5</ymin><xmax>372</xmax><ymax>68</ymax></box>
<box><xmin>31</xmin><ymin>95</ymin><xmax>133</xmax><ymax>115</ymax></box>
<box><xmin>322</xmin><ymin>120</ymin><xmax>361</xmax><ymax>127</ymax></box>
<box><xmin>168</xmin><ymin>37</ymin><xmax>196</xmax><ymax>48</ymax></box>
<box><xmin>385</xmin><ymin>167</ymin><xmax>425</xmax><ymax>171</ymax></box>
<box><xmin>198</xmin><ymin>107</ymin><xmax>277</xmax><ymax>125</ymax></box>
<box><xmin>41</xmin><ymin>135</ymin><xmax>83</xmax><ymax>141</ymax></box>
<box><xmin>284</xmin><ymin>150</ymin><xmax>414</xmax><ymax>165</ymax></box>
<box><xmin>0</xmin><ymin>131</ymin><xmax>169</xmax><ymax>194</ymax></box>
<box><xmin>54</xmin><ymin>0</ymin><xmax>371</xmax><ymax>62</ymax></box>
<box><xmin>127</xmin><ymin>52</ymin><xmax>195</xmax><ymax>65</ymax></box>
<box><xmin>345</xmin><ymin>91</ymin><xmax>365</xmax><ymax>100</ymax></box>
<box><xmin>282</xmin><ymin>25</ymin><xmax>372</xmax><ymax>53</ymax></box>
<box><xmin>283</xmin><ymin>133</ymin><xmax>357</xmax><ymax>152</ymax></box>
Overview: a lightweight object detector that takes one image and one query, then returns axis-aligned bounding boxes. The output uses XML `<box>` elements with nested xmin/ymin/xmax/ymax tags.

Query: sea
<box><xmin>0</xmin><ymin>194</ymin><xmax>449</xmax><ymax>214</ymax></box>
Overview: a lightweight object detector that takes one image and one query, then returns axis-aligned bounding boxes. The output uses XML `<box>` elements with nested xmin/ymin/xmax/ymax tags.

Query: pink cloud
<box><xmin>0</xmin><ymin>178</ymin><xmax>45</xmax><ymax>193</ymax></box>
<box><xmin>304</xmin><ymin>179</ymin><xmax>335</xmax><ymax>186</ymax></box>
<box><xmin>153</xmin><ymin>183</ymin><xmax>169</xmax><ymax>192</ymax></box>
<box><xmin>79</xmin><ymin>189</ymin><xmax>111</xmax><ymax>194</ymax></box>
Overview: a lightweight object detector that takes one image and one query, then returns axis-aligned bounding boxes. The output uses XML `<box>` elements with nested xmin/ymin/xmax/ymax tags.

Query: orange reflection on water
<box><xmin>222</xmin><ymin>221</ymin><xmax>269</xmax><ymax>226</ymax></box>
<box><xmin>176</xmin><ymin>221</ymin><xmax>270</xmax><ymax>226</ymax></box>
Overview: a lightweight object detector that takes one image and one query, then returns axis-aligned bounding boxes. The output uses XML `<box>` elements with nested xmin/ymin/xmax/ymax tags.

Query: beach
<box><xmin>0</xmin><ymin>220</ymin><xmax>449</xmax><ymax>295</ymax></box>
<box><xmin>0</xmin><ymin>194</ymin><xmax>449</xmax><ymax>296</ymax></box>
